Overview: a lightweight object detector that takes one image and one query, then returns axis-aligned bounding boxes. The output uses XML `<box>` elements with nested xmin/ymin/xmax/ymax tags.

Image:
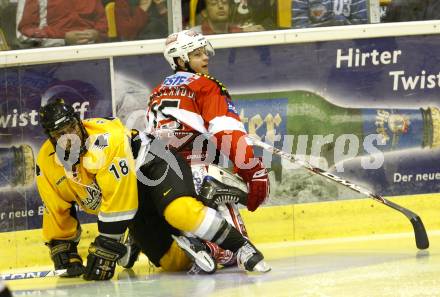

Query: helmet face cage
<box><xmin>47</xmin><ymin>117</ymin><xmax>82</xmax><ymax>146</ymax></box>
<box><xmin>164</xmin><ymin>30</ymin><xmax>215</xmax><ymax>70</ymax></box>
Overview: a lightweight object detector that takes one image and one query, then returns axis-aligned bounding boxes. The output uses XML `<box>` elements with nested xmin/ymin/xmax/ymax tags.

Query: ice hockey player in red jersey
<box><xmin>146</xmin><ymin>29</ymin><xmax>270</xmax><ymax>212</ymax></box>
<box><xmin>144</xmin><ymin>30</ymin><xmax>270</xmax><ymax>268</ymax></box>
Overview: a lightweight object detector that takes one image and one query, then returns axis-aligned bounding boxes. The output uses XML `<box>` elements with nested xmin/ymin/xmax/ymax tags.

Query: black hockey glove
<box><xmin>47</xmin><ymin>240</ymin><xmax>84</xmax><ymax>277</ymax></box>
<box><xmin>83</xmin><ymin>235</ymin><xmax>127</xmax><ymax>281</ymax></box>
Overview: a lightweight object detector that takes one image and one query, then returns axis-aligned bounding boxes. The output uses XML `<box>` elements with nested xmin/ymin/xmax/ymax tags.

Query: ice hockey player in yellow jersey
<box><xmin>36</xmin><ymin>99</ymin><xmax>138</xmax><ymax>280</ymax></box>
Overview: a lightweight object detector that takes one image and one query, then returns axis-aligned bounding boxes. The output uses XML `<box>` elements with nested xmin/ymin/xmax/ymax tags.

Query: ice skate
<box><xmin>172</xmin><ymin>235</ymin><xmax>216</xmax><ymax>274</ymax></box>
<box><xmin>236</xmin><ymin>241</ymin><xmax>271</xmax><ymax>273</ymax></box>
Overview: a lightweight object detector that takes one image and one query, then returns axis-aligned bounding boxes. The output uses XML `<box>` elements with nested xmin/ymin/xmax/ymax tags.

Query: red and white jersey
<box><xmin>146</xmin><ymin>71</ymin><xmax>255</xmax><ymax>167</ymax></box>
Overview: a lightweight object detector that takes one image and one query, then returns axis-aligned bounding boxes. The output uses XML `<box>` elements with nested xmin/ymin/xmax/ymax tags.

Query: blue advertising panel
<box><xmin>113</xmin><ymin>35</ymin><xmax>440</xmax><ymax>201</ymax></box>
<box><xmin>0</xmin><ymin>60</ymin><xmax>112</xmax><ymax>232</ymax></box>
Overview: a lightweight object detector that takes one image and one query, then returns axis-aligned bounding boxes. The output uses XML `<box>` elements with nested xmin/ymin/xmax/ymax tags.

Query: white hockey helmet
<box><xmin>164</xmin><ymin>30</ymin><xmax>215</xmax><ymax>70</ymax></box>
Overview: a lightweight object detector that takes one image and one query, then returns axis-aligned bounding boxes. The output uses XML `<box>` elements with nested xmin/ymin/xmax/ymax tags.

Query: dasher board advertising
<box><xmin>113</xmin><ymin>34</ymin><xmax>440</xmax><ymax>203</ymax></box>
<box><xmin>0</xmin><ymin>60</ymin><xmax>112</xmax><ymax>232</ymax></box>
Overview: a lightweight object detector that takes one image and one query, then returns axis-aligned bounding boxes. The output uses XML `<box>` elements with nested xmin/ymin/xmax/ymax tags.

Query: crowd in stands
<box><xmin>291</xmin><ymin>0</ymin><xmax>369</xmax><ymax>28</ymax></box>
<box><xmin>382</xmin><ymin>0</ymin><xmax>440</xmax><ymax>22</ymax></box>
<box><xmin>0</xmin><ymin>0</ymin><xmax>439</xmax><ymax>51</ymax></box>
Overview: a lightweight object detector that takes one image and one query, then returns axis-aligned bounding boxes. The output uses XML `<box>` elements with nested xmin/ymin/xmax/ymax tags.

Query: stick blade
<box><xmin>384</xmin><ymin>199</ymin><xmax>429</xmax><ymax>250</ymax></box>
<box><xmin>410</xmin><ymin>217</ymin><xmax>429</xmax><ymax>250</ymax></box>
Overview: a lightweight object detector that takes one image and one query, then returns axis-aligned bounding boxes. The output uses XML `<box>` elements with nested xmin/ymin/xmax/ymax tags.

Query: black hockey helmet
<box><xmin>40</xmin><ymin>98</ymin><xmax>78</xmax><ymax>134</ymax></box>
<box><xmin>39</xmin><ymin>98</ymin><xmax>88</xmax><ymax>160</ymax></box>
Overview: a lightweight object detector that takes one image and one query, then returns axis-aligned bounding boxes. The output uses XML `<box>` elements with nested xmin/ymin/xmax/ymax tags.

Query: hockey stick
<box><xmin>155</xmin><ymin>109</ymin><xmax>428</xmax><ymax>249</ymax></box>
<box><xmin>0</xmin><ymin>269</ymin><xmax>67</xmax><ymax>281</ymax></box>
<box><xmin>247</xmin><ymin>136</ymin><xmax>429</xmax><ymax>250</ymax></box>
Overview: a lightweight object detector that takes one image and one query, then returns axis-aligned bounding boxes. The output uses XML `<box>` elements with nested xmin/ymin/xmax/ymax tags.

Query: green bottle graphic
<box><xmin>0</xmin><ymin>144</ymin><xmax>35</xmax><ymax>188</ymax></box>
<box><xmin>233</xmin><ymin>90</ymin><xmax>440</xmax><ymax>167</ymax></box>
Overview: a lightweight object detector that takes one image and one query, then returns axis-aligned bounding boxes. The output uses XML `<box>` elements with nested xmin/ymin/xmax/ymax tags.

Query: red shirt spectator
<box><xmin>17</xmin><ymin>0</ymin><xmax>107</xmax><ymax>47</ymax></box>
<box><xmin>115</xmin><ymin>0</ymin><xmax>168</xmax><ymax>41</ymax></box>
<box><xmin>115</xmin><ymin>0</ymin><xmax>149</xmax><ymax>40</ymax></box>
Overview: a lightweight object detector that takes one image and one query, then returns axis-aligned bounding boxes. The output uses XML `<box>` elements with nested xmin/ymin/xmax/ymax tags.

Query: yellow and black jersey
<box><xmin>36</xmin><ymin>117</ymin><xmax>138</xmax><ymax>242</ymax></box>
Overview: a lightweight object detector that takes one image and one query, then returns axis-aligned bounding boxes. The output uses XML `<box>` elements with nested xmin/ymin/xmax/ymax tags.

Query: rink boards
<box><xmin>1</xmin><ymin>193</ymin><xmax>439</xmax><ymax>272</ymax></box>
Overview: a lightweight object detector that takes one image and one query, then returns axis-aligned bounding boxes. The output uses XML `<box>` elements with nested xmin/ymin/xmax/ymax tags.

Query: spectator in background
<box><xmin>228</xmin><ymin>0</ymin><xmax>275</xmax><ymax>30</ymax></box>
<box><xmin>17</xmin><ymin>0</ymin><xmax>108</xmax><ymax>48</ymax></box>
<box><xmin>192</xmin><ymin>0</ymin><xmax>263</xmax><ymax>35</ymax></box>
<box><xmin>115</xmin><ymin>0</ymin><xmax>168</xmax><ymax>41</ymax></box>
<box><xmin>0</xmin><ymin>0</ymin><xmax>18</xmax><ymax>49</ymax></box>
<box><xmin>247</xmin><ymin>0</ymin><xmax>277</xmax><ymax>30</ymax></box>
<box><xmin>292</xmin><ymin>0</ymin><xmax>368</xmax><ymax>28</ymax></box>
<box><xmin>182</xmin><ymin>0</ymin><xmax>191</xmax><ymax>28</ymax></box>
<box><xmin>382</xmin><ymin>0</ymin><xmax>440</xmax><ymax>22</ymax></box>
<box><xmin>0</xmin><ymin>28</ymin><xmax>7</xmax><ymax>51</ymax></box>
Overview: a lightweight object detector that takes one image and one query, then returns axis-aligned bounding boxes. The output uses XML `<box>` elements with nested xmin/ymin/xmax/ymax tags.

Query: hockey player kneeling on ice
<box><xmin>36</xmin><ymin>99</ymin><xmax>269</xmax><ymax>281</ymax></box>
<box><xmin>37</xmin><ymin>99</ymin><xmax>138</xmax><ymax>280</ymax></box>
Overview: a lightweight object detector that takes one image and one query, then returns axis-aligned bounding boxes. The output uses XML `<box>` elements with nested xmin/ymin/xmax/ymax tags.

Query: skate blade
<box><xmin>195</xmin><ymin>251</ymin><xmax>216</xmax><ymax>274</ymax></box>
<box><xmin>252</xmin><ymin>260</ymin><xmax>271</xmax><ymax>273</ymax></box>
<box><xmin>172</xmin><ymin>235</ymin><xmax>216</xmax><ymax>273</ymax></box>
<box><xmin>117</xmin><ymin>244</ymin><xmax>132</xmax><ymax>267</ymax></box>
